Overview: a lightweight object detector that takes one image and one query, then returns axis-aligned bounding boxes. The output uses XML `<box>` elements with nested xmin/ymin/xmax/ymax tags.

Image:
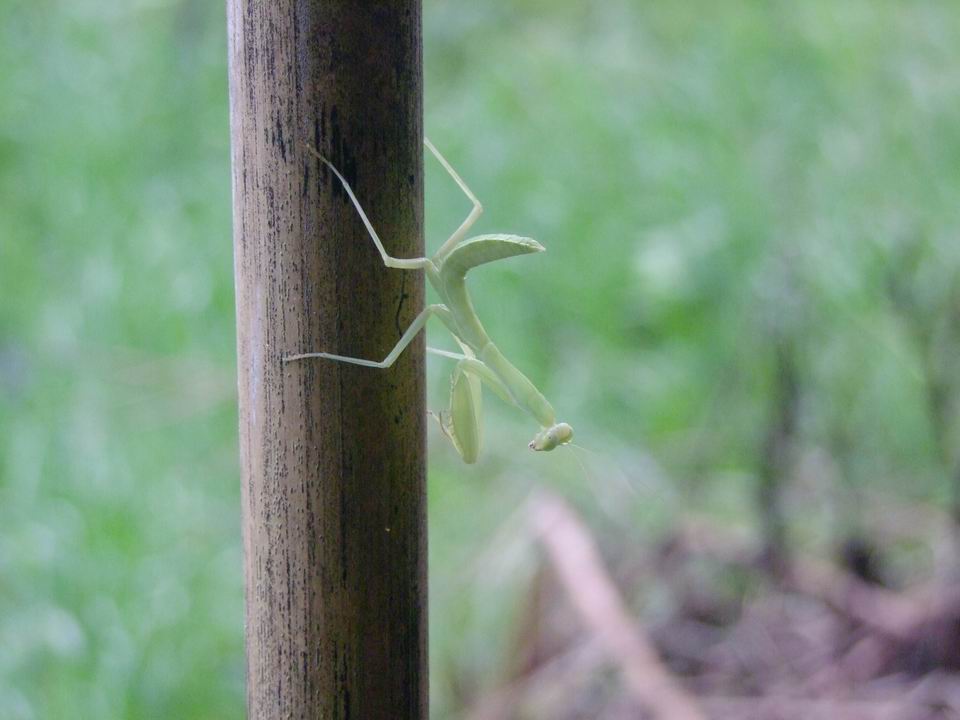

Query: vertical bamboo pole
<box><xmin>227</xmin><ymin>2</ymin><xmax>426</xmax><ymax>718</ymax></box>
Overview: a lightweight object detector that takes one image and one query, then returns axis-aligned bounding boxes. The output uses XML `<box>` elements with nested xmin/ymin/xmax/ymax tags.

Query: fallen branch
<box><xmin>529</xmin><ymin>489</ymin><xmax>706</xmax><ymax>720</ymax></box>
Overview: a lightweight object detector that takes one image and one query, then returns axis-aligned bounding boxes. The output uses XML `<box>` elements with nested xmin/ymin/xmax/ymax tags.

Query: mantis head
<box><xmin>529</xmin><ymin>423</ymin><xmax>574</xmax><ymax>452</ymax></box>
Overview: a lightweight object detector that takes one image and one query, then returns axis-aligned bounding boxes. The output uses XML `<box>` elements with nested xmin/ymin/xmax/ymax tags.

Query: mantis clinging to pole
<box><xmin>284</xmin><ymin>139</ymin><xmax>573</xmax><ymax>463</ymax></box>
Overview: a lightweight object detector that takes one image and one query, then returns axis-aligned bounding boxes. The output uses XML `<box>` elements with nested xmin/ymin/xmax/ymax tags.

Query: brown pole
<box><xmin>227</xmin><ymin>2</ymin><xmax>426</xmax><ymax>718</ymax></box>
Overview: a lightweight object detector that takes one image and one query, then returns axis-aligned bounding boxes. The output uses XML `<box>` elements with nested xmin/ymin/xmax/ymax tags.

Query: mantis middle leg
<box><xmin>285</xmin><ymin>304</ymin><xmax>454</xmax><ymax>368</ymax></box>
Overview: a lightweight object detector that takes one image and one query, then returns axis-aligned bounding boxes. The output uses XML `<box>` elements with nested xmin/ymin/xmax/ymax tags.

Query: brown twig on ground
<box><xmin>466</xmin><ymin>639</ymin><xmax>607</xmax><ymax>720</ymax></box>
<box><xmin>529</xmin><ymin>489</ymin><xmax>707</xmax><ymax>720</ymax></box>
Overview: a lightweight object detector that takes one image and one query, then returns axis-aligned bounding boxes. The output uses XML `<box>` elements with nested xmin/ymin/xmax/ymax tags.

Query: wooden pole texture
<box><xmin>227</xmin><ymin>3</ymin><xmax>426</xmax><ymax>718</ymax></box>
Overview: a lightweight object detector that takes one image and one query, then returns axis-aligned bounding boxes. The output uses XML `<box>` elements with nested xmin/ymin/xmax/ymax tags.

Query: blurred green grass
<box><xmin>3</xmin><ymin>1</ymin><xmax>960</xmax><ymax>717</ymax></box>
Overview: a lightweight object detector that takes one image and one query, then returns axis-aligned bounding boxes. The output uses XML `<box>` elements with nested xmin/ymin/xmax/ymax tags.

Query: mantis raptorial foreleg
<box><xmin>427</xmin><ymin>348</ymin><xmax>518</xmax><ymax>408</ymax></box>
<box><xmin>436</xmin><ymin>358</ymin><xmax>484</xmax><ymax>463</ymax></box>
<box><xmin>287</xmin><ymin>138</ymin><xmax>574</xmax><ymax>462</ymax></box>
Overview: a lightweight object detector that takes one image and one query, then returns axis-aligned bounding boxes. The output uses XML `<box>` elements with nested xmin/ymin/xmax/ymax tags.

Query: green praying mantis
<box><xmin>284</xmin><ymin>139</ymin><xmax>573</xmax><ymax>463</ymax></box>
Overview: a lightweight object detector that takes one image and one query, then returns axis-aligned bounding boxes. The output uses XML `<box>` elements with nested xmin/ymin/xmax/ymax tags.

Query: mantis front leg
<box><xmin>436</xmin><ymin>358</ymin><xmax>484</xmax><ymax>464</ymax></box>
<box><xmin>427</xmin><ymin>347</ymin><xmax>518</xmax><ymax>408</ymax></box>
<box><xmin>428</xmin><ymin>345</ymin><xmax>571</xmax><ymax>456</ymax></box>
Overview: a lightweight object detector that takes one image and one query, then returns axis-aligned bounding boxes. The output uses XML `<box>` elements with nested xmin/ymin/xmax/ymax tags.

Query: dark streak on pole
<box><xmin>227</xmin><ymin>2</ymin><xmax>426</xmax><ymax>718</ymax></box>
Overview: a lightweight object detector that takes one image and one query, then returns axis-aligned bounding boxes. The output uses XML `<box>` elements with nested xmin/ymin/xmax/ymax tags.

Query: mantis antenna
<box><xmin>284</xmin><ymin>139</ymin><xmax>573</xmax><ymax>463</ymax></box>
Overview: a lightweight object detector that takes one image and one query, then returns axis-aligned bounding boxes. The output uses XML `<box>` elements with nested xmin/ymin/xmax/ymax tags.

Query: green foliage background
<box><xmin>2</xmin><ymin>1</ymin><xmax>959</xmax><ymax>717</ymax></box>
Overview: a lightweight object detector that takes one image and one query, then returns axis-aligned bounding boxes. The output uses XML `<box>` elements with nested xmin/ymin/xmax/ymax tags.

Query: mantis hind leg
<box><xmin>305</xmin><ymin>144</ymin><xmax>436</xmax><ymax>272</ymax></box>
<box><xmin>424</xmin><ymin>138</ymin><xmax>483</xmax><ymax>259</ymax></box>
<box><xmin>308</xmin><ymin>139</ymin><xmax>483</xmax><ymax>268</ymax></box>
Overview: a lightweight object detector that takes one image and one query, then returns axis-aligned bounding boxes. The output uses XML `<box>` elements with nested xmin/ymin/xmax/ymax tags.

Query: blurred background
<box><xmin>3</xmin><ymin>1</ymin><xmax>960</xmax><ymax>718</ymax></box>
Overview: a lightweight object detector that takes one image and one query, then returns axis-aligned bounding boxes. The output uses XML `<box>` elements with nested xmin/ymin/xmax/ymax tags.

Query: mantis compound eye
<box><xmin>528</xmin><ymin>423</ymin><xmax>574</xmax><ymax>452</ymax></box>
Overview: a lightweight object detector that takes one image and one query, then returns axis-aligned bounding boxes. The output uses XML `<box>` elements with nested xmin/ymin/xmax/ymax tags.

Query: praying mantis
<box><xmin>284</xmin><ymin>139</ymin><xmax>573</xmax><ymax>463</ymax></box>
